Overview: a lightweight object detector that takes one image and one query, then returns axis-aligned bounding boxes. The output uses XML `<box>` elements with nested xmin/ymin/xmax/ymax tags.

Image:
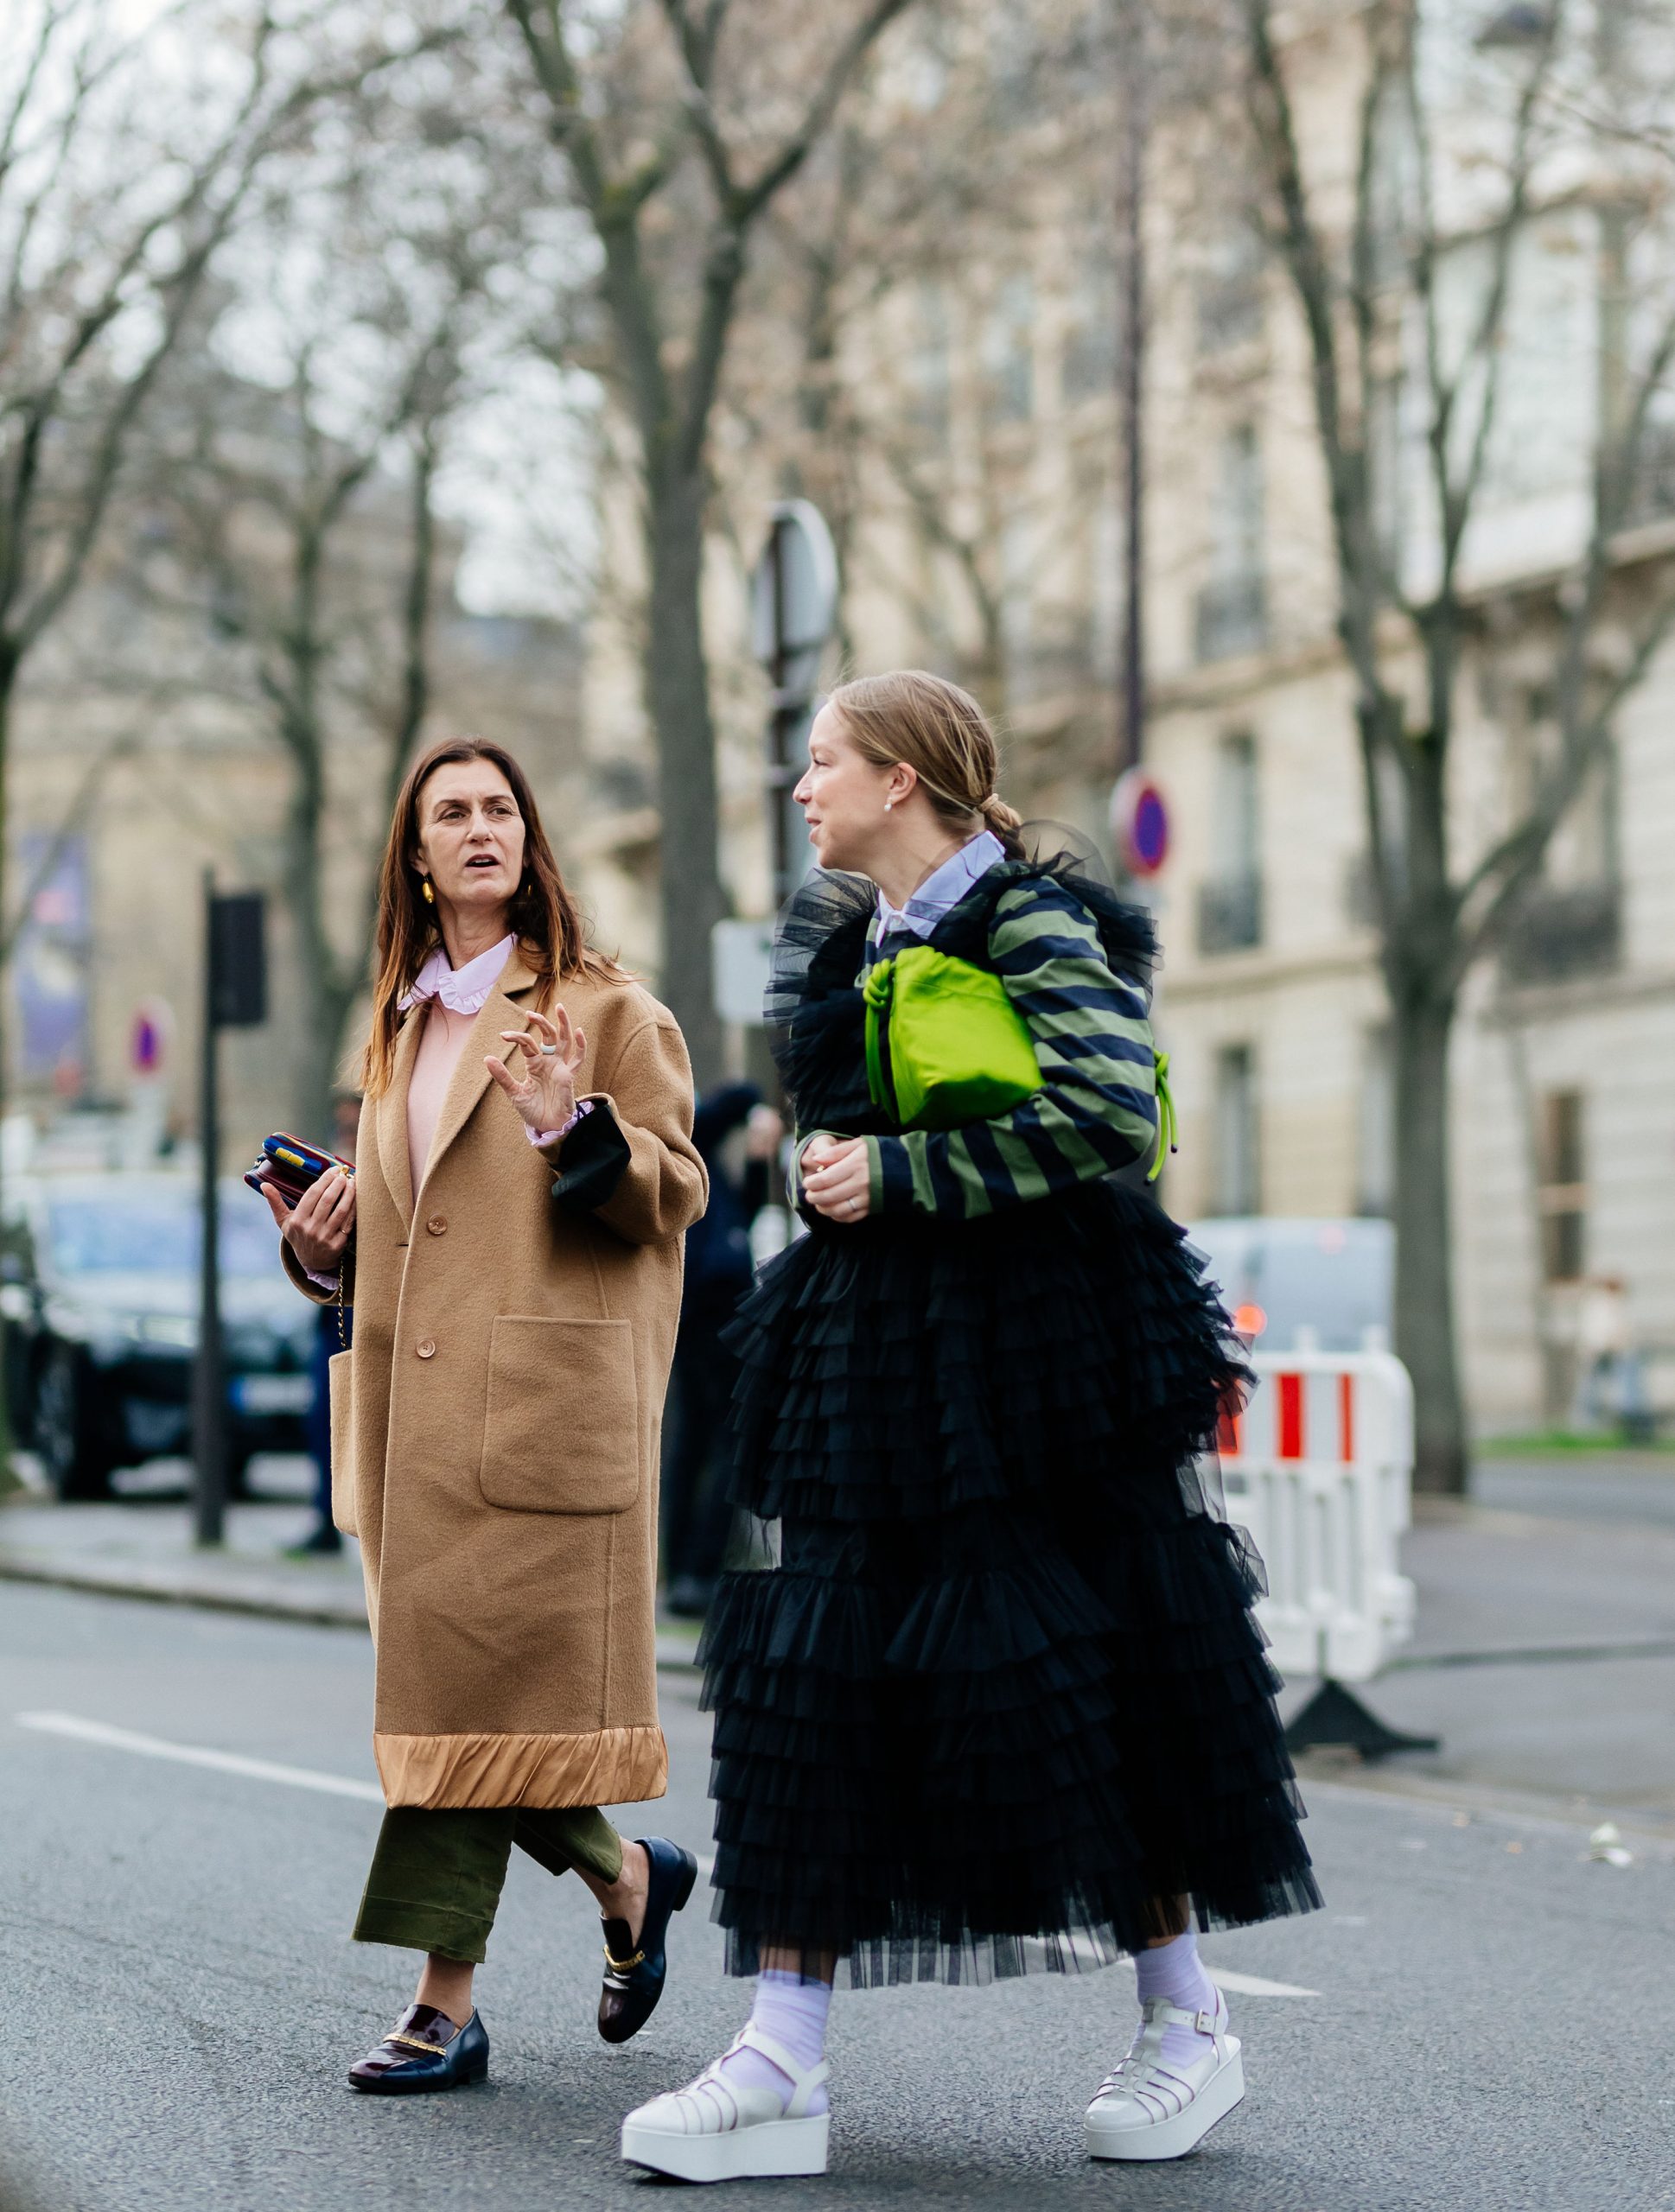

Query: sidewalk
<box><xmin>0</xmin><ymin>1459</ymin><xmax>704</xmax><ymax>1668</ymax></box>
<box><xmin>6</xmin><ymin>1452</ymin><xmax>1673</xmax><ymax>1824</ymax></box>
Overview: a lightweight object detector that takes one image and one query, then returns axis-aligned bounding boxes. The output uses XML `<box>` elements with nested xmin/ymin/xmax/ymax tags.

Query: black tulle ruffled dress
<box><xmin>697</xmin><ymin>858</ymin><xmax>1322</xmax><ymax>1987</ymax></box>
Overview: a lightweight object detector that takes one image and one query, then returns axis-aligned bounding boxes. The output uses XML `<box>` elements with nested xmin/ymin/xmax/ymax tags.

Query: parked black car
<box><xmin>2</xmin><ymin>1173</ymin><xmax>317</xmax><ymax>1500</ymax></box>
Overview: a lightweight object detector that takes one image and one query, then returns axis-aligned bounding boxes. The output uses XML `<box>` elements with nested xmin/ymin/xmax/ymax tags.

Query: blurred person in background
<box><xmin>662</xmin><ymin>1082</ymin><xmax>783</xmax><ymax>1618</ymax></box>
<box><xmin>621</xmin><ymin>674</ymin><xmax>1319</xmax><ymax>2183</ymax></box>
<box><xmin>285</xmin><ymin>1091</ymin><xmax>362</xmax><ymax>1560</ymax></box>
<box><xmin>263</xmin><ymin>735</ymin><xmax>708</xmax><ymax>2095</ymax></box>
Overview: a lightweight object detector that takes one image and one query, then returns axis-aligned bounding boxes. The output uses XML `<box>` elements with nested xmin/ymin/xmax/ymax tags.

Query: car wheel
<box><xmin>35</xmin><ymin>1346</ymin><xmax>111</xmax><ymax>1502</ymax></box>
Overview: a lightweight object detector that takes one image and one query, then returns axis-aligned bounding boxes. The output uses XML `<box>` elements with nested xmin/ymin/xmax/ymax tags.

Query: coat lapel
<box><xmin>376</xmin><ymin>1010</ymin><xmax>425</xmax><ymax>1236</ymax></box>
<box><xmin>418</xmin><ymin>950</ymin><xmax>540</xmax><ymax>1198</ymax></box>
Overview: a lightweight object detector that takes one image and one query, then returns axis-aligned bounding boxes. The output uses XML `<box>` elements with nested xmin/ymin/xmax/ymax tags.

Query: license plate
<box><xmin>231</xmin><ymin>1373</ymin><xmax>314</xmax><ymax>1415</ymax></box>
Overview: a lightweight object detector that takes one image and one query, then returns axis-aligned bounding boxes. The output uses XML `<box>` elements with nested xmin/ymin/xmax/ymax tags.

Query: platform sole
<box><xmin>1085</xmin><ymin>2049</ymin><xmax>1245</xmax><ymax>2162</ymax></box>
<box><xmin>620</xmin><ymin>2111</ymin><xmax>829</xmax><ymax>2183</ymax></box>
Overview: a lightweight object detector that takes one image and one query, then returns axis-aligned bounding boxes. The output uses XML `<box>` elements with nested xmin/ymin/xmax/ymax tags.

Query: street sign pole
<box><xmin>193</xmin><ymin>883</ymin><xmax>266</xmax><ymax>1548</ymax></box>
<box><xmin>751</xmin><ymin>499</ymin><xmax>838</xmax><ymax>914</ymax></box>
<box><xmin>767</xmin><ymin>514</ymin><xmax>797</xmax><ymax>908</ymax></box>
<box><xmin>194</xmin><ymin>871</ymin><xmax>225</xmax><ymax>1548</ymax></box>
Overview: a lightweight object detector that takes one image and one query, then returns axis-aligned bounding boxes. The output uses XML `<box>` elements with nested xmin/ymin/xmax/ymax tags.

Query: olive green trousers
<box><xmin>353</xmin><ymin>1806</ymin><xmax>625</xmax><ymax>1965</ymax></box>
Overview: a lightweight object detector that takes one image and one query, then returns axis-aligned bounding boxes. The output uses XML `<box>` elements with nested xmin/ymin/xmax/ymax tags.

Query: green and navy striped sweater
<box><xmin>855</xmin><ymin>875</ymin><xmax>1158</xmax><ymax>1217</ymax></box>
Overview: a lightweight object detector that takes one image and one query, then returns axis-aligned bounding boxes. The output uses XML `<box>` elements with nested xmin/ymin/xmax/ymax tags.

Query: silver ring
<box><xmin>538</xmin><ymin>1042</ymin><xmax>559</xmax><ymax>1056</ymax></box>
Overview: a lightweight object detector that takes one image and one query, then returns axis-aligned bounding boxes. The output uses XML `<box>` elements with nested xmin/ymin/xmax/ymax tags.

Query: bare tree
<box><xmin>1233</xmin><ymin>0</ymin><xmax>1675</xmax><ymax>1489</ymax></box>
<box><xmin>0</xmin><ymin>1</ymin><xmax>468</xmax><ymax>1099</ymax></box>
<box><xmin>138</xmin><ymin>128</ymin><xmax>512</xmax><ymax>1141</ymax></box>
<box><xmin>505</xmin><ymin>0</ymin><xmax>921</xmax><ymax>1082</ymax></box>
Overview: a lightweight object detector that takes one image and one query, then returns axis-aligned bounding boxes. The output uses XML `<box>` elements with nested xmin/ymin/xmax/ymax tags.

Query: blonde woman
<box><xmin>621</xmin><ymin>674</ymin><xmax>1318</xmax><ymax>2181</ymax></box>
<box><xmin>267</xmin><ymin>736</ymin><xmax>707</xmax><ymax>2092</ymax></box>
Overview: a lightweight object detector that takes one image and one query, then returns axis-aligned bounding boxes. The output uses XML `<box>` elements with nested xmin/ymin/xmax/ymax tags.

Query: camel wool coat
<box><xmin>284</xmin><ymin>949</ymin><xmax>707</xmax><ymax>1811</ymax></box>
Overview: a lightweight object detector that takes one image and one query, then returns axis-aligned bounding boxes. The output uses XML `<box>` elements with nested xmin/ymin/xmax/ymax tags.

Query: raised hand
<box><xmin>485</xmin><ymin>1005</ymin><xmax>587</xmax><ymax>1134</ymax></box>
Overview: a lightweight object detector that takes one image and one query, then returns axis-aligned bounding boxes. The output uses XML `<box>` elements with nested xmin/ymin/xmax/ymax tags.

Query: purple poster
<box><xmin>15</xmin><ymin>835</ymin><xmax>90</xmax><ymax>1092</ymax></box>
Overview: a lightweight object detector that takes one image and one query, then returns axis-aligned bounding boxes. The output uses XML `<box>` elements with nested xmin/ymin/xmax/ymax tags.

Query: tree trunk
<box><xmin>644</xmin><ymin>467</ymin><xmax>725</xmax><ymax>1089</ymax></box>
<box><xmin>1391</xmin><ymin>985</ymin><xmax>1468</xmax><ymax>1494</ymax></box>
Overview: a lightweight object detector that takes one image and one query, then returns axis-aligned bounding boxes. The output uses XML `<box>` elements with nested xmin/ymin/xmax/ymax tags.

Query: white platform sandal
<box><xmin>1084</xmin><ymin>1991</ymin><xmax>1245</xmax><ymax>2162</ymax></box>
<box><xmin>620</xmin><ymin>2024</ymin><xmax>831</xmax><ymax>2184</ymax></box>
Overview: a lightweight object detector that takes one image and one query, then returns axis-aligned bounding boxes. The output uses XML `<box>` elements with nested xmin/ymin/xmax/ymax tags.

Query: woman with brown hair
<box><xmin>263</xmin><ymin>736</ymin><xmax>708</xmax><ymax>2093</ymax></box>
<box><xmin>621</xmin><ymin>673</ymin><xmax>1318</xmax><ymax>2182</ymax></box>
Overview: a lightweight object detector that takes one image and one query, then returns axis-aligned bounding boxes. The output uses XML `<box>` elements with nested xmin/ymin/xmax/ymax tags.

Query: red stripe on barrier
<box><xmin>1339</xmin><ymin>1372</ymin><xmax>1355</xmax><ymax>1463</ymax></box>
<box><xmin>1277</xmin><ymin>1371</ymin><xmax>1304</xmax><ymax>1459</ymax></box>
<box><xmin>1217</xmin><ymin>1383</ymin><xmax>1244</xmax><ymax>1457</ymax></box>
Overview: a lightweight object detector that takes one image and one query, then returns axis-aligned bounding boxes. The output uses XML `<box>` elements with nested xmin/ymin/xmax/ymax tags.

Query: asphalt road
<box><xmin>3</xmin><ymin>1582</ymin><xmax>1672</xmax><ymax>2212</ymax></box>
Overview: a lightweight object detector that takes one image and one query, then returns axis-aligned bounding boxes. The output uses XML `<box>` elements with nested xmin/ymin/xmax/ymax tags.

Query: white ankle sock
<box><xmin>1132</xmin><ymin>1928</ymin><xmax>1221</xmax><ymax>2069</ymax></box>
<box><xmin>716</xmin><ymin>1971</ymin><xmax>831</xmax><ymax>2116</ymax></box>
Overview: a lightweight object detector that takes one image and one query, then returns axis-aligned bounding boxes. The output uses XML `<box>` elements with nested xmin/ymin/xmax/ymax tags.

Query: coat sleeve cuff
<box><xmin>541</xmin><ymin>1094</ymin><xmax>631</xmax><ymax>1215</ymax></box>
<box><xmin>866</xmin><ymin>1135</ymin><xmax>914</xmax><ymax>1212</ymax></box>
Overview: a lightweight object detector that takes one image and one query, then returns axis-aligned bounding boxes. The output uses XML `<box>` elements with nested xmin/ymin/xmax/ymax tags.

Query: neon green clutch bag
<box><xmin>863</xmin><ymin>946</ymin><xmax>1041</xmax><ymax>1131</ymax></box>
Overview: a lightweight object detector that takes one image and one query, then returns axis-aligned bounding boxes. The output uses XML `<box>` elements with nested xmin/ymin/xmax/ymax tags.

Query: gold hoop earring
<box><xmin>521</xmin><ymin>877</ymin><xmax>532</xmax><ymax>899</ymax></box>
<box><xmin>421</xmin><ymin>877</ymin><xmax>434</xmax><ymax>906</ymax></box>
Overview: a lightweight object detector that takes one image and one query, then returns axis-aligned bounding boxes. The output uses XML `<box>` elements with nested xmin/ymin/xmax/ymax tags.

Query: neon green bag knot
<box><xmin>863</xmin><ymin>945</ymin><xmax>1041</xmax><ymax>1131</ymax></box>
<box><xmin>1148</xmin><ymin>1049</ymin><xmax>1178</xmax><ymax>1184</ymax></box>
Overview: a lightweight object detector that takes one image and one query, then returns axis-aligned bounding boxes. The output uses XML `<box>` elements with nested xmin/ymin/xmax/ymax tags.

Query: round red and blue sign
<box><xmin>1110</xmin><ymin>769</ymin><xmax>1170</xmax><ymax>877</ymax></box>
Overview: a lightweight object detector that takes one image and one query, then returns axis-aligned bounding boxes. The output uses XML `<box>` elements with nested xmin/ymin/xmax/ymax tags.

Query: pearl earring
<box><xmin>884</xmin><ymin>799</ymin><xmax>894</xmax><ymax>812</ymax></box>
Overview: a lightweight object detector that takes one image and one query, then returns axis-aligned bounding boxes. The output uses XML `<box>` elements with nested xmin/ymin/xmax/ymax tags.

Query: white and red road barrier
<box><xmin>1212</xmin><ymin>1351</ymin><xmax>1417</xmax><ymax>1685</ymax></box>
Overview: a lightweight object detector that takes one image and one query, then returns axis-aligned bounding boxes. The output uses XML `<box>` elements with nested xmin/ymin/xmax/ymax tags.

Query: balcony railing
<box><xmin>1500</xmin><ymin>881</ymin><xmax>1621</xmax><ymax>984</ymax></box>
<box><xmin>1194</xmin><ymin>574</ymin><xmax>1268</xmax><ymax>664</ymax></box>
<box><xmin>1197</xmin><ymin>873</ymin><xmax>1264</xmax><ymax>954</ymax></box>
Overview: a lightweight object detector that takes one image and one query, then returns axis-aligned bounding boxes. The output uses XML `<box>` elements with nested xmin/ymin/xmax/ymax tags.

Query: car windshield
<box><xmin>47</xmin><ymin>1195</ymin><xmax>280</xmax><ymax>1281</ymax></box>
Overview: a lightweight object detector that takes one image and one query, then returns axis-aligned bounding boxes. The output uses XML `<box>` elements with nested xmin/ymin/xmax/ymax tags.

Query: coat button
<box><xmin>426</xmin><ymin>1215</ymin><xmax>447</xmax><ymax>1236</ymax></box>
<box><xmin>416</xmin><ymin>1338</ymin><xmax>436</xmax><ymax>1360</ymax></box>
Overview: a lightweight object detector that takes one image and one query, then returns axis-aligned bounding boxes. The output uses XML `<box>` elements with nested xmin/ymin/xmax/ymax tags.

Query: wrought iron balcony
<box><xmin>1194</xmin><ymin>574</ymin><xmax>1268</xmax><ymax>664</ymax></box>
<box><xmin>1500</xmin><ymin>881</ymin><xmax>1621</xmax><ymax>984</ymax></box>
<box><xmin>1197</xmin><ymin>873</ymin><xmax>1264</xmax><ymax>954</ymax></box>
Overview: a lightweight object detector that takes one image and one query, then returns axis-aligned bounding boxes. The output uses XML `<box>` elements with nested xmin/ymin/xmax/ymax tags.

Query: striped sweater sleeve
<box><xmin>864</xmin><ymin>880</ymin><xmax>1157</xmax><ymax>1217</ymax></box>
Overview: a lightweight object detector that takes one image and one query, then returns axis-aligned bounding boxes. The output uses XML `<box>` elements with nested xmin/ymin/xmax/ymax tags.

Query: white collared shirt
<box><xmin>398</xmin><ymin>932</ymin><xmax>518</xmax><ymax>1015</ymax></box>
<box><xmin>875</xmin><ymin>830</ymin><xmax>1006</xmax><ymax>944</ymax></box>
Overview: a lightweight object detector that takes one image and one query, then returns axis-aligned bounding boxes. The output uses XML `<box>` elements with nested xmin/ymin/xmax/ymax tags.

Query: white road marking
<box><xmin>1111</xmin><ymin>1953</ymin><xmax>1318</xmax><ymax>1998</ymax></box>
<box><xmin>1201</xmin><ymin>1967</ymin><xmax>1320</xmax><ymax>1999</ymax></box>
<box><xmin>12</xmin><ymin>1716</ymin><xmax>1323</xmax><ymax>1996</ymax></box>
<box><xmin>15</xmin><ymin>1711</ymin><xmax>383</xmax><ymax>1802</ymax></box>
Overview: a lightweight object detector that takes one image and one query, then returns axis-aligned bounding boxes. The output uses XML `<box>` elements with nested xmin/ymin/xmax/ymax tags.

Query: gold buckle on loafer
<box><xmin>387</xmin><ymin>2032</ymin><xmax>449</xmax><ymax>2056</ymax></box>
<box><xmin>602</xmin><ymin>1945</ymin><xmax>646</xmax><ymax>1974</ymax></box>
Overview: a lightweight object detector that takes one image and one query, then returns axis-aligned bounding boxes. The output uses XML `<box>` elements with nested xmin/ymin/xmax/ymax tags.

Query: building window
<box><xmin>1358</xmin><ymin>1024</ymin><xmax>1395</xmax><ymax>1217</ymax></box>
<box><xmin>1196</xmin><ymin>223</ymin><xmax>1264</xmax><ymax>353</ymax></box>
<box><xmin>1537</xmin><ymin>1089</ymin><xmax>1587</xmax><ymax>1282</ymax></box>
<box><xmin>1194</xmin><ymin>424</ymin><xmax>1267</xmax><ymax>661</ymax></box>
<box><xmin>1198</xmin><ymin>733</ymin><xmax>1263</xmax><ymax>952</ymax></box>
<box><xmin>1063</xmin><ymin>256</ymin><xmax>1118</xmax><ymax>404</ymax></box>
<box><xmin>984</xmin><ymin>275</ymin><xmax>1035</xmax><ymax>425</ymax></box>
<box><xmin>908</xmin><ymin>283</ymin><xmax>952</xmax><ymax>448</ymax></box>
<box><xmin>1213</xmin><ymin>1043</ymin><xmax>1260</xmax><ymax>1214</ymax></box>
<box><xmin>1500</xmin><ymin>692</ymin><xmax>1621</xmax><ymax>983</ymax></box>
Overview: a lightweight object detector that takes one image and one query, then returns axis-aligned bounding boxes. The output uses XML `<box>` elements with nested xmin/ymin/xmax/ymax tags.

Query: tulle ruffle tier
<box><xmin>724</xmin><ymin>1182</ymin><xmax>1243</xmax><ymax>1530</ymax></box>
<box><xmin>702</xmin><ymin>1185</ymin><xmax>1322</xmax><ymax>1987</ymax></box>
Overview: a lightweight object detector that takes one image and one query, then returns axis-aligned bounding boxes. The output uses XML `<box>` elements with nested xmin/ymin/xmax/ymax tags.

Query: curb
<box><xmin>0</xmin><ymin>1554</ymin><xmax>704</xmax><ymax>1669</ymax></box>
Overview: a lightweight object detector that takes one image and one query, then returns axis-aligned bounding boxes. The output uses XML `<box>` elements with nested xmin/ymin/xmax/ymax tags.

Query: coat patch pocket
<box><xmin>479</xmin><ymin>1316</ymin><xmax>640</xmax><ymax>1515</ymax></box>
<box><xmin>327</xmin><ymin>1350</ymin><xmax>357</xmax><ymax>1535</ymax></box>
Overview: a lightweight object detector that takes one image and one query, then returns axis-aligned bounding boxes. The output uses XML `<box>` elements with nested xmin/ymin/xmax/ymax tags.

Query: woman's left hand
<box><xmin>801</xmin><ymin>1135</ymin><xmax>871</xmax><ymax>1223</ymax></box>
<box><xmin>486</xmin><ymin>1006</ymin><xmax>587</xmax><ymax>1134</ymax></box>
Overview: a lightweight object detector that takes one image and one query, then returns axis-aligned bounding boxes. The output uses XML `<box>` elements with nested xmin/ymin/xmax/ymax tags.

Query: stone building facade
<box><xmin>575</xmin><ymin>3</ymin><xmax>1675</xmax><ymax>1434</ymax></box>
